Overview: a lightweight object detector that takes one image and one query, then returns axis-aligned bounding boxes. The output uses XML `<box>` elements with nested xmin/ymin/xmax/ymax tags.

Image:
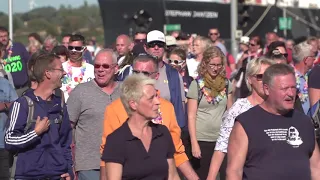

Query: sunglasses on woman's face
<box><xmin>68</xmin><ymin>46</ymin><xmax>84</xmax><ymax>52</ymax></box>
<box><xmin>253</xmin><ymin>74</ymin><xmax>263</xmax><ymax>81</ymax></box>
<box><xmin>168</xmin><ymin>59</ymin><xmax>184</xmax><ymax>65</ymax></box>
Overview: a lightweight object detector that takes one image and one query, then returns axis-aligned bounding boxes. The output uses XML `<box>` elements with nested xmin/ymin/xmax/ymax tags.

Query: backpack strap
<box><xmin>196</xmin><ymin>79</ymin><xmax>204</xmax><ymax>107</ymax></box>
<box><xmin>23</xmin><ymin>96</ymin><xmax>36</xmax><ymax>134</ymax></box>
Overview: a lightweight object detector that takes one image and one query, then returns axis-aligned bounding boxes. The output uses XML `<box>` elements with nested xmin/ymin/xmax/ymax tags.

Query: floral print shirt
<box><xmin>215</xmin><ymin>98</ymin><xmax>254</xmax><ymax>153</ymax></box>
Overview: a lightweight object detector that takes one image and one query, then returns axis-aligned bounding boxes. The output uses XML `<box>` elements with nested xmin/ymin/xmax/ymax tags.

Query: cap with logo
<box><xmin>147</xmin><ymin>30</ymin><xmax>166</xmax><ymax>44</ymax></box>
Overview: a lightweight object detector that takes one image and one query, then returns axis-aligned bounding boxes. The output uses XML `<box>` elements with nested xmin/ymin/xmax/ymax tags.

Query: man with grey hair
<box><xmin>227</xmin><ymin>63</ymin><xmax>320</xmax><ymax>180</ymax></box>
<box><xmin>43</xmin><ymin>35</ymin><xmax>58</xmax><ymax>52</ymax></box>
<box><xmin>292</xmin><ymin>41</ymin><xmax>315</xmax><ymax>114</ymax></box>
<box><xmin>67</xmin><ymin>49</ymin><xmax>120</xmax><ymax>180</ymax></box>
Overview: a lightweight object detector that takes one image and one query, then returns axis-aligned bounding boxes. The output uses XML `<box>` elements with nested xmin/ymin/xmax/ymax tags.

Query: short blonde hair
<box><xmin>120</xmin><ymin>74</ymin><xmax>156</xmax><ymax>116</ymax></box>
<box><xmin>245</xmin><ymin>56</ymin><xmax>275</xmax><ymax>91</ymax></box>
<box><xmin>197</xmin><ymin>46</ymin><xmax>227</xmax><ymax>77</ymax></box>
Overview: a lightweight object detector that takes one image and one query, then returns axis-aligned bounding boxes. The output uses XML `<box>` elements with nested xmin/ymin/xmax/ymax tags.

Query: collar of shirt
<box><xmin>123</xmin><ymin>120</ymin><xmax>163</xmax><ymax>141</ymax></box>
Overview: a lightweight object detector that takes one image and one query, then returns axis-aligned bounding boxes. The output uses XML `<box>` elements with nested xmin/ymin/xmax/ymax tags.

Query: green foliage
<box><xmin>0</xmin><ymin>4</ymin><xmax>104</xmax><ymax>45</ymax></box>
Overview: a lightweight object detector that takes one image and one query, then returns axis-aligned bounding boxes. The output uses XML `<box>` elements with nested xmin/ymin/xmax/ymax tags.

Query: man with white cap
<box><xmin>236</xmin><ymin>36</ymin><xmax>250</xmax><ymax>64</ymax></box>
<box><xmin>144</xmin><ymin>30</ymin><xmax>198</xmax><ymax>179</ymax></box>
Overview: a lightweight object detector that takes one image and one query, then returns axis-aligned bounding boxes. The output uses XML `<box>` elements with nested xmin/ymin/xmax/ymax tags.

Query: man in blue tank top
<box><xmin>226</xmin><ymin>64</ymin><xmax>320</xmax><ymax>180</ymax></box>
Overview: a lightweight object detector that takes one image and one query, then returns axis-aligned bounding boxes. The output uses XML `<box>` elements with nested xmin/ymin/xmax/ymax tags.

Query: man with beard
<box><xmin>0</xmin><ymin>26</ymin><xmax>30</xmax><ymax>96</ymax></box>
<box><xmin>227</xmin><ymin>64</ymin><xmax>320</xmax><ymax>180</ymax></box>
<box><xmin>61</xmin><ymin>34</ymin><xmax>95</xmax><ymax>101</ymax></box>
<box><xmin>67</xmin><ymin>49</ymin><xmax>120</xmax><ymax>180</ymax></box>
<box><xmin>5</xmin><ymin>52</ymin><xmax>73</xmax><ymax>180</ymax></box>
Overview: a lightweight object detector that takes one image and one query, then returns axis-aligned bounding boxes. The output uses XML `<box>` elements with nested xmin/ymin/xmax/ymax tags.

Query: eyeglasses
<box><xmin>146</xmin><ymin>42</ymin><xmax>165</xmax><ymax>48</ymax></box>
<box><xmin>209</xmin><ymin>33</ymin><xmax>218</xmax><ymax>36</ymax></box>
<box><xmin>282</xmin><ymin>53</ymin><xmax>288</xmax><ymax>58</ymax></box>
<box><xmin>94</xmin><ymin>64</ymin><xmax>116</xmax><ymax>70</ymax></box>
<box><xmin>168</xmin><ymin>59</ymin><xmax>184</xmax><ymax>65</ymax></box>
<box><xmin>253</xmin><ymin>74</ymin><xmax>263</xmax><ymax>81</ymax></box>
<box><xmin>68</xmin><ymin>46</ymin><xmax>84</xmax><ymax>52</ymax></box>
<box><xmin>208</xmin><ymin>63</ymin><xmax>223</xmax><ymax>69</ymax></box>
<box><xmin>50</xmin><ymin>68</ymin><xmax>65</xmax><ymax>73</ymax></box>
<box><xmin>132</xmin><ymin>70</ymin><xmax>157</xmax><ymax>76</ymax></box>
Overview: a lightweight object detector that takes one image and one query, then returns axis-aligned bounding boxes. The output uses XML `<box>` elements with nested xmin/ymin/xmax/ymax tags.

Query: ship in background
<box><xmin>98</xmin><ymin>0</ymin><xmax>320</xmax><ymax>46</ymax></box>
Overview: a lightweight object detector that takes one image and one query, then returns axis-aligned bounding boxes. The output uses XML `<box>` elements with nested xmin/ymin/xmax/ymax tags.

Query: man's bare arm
<box><xmin>226</xmin><ymin>122</ymin><xmax>248</xmax><ymax>180</ymax></box>
<box><xmin>310</xmin><ymin>140</ymin><xmax>320</xmax><ymax>180</ymax></box>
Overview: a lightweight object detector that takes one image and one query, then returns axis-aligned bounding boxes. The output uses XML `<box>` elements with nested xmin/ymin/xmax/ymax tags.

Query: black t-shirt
<box><xmin>308</xmin><ymin>65</ymin><xmax>320</xmax><ymax>89</ymax></box>
<box><xmin>101</xmin><ymin>121</ymin><xmax>175</xmax><ymax>180</ymax></box>
<box><xmin>236</xmin><ymin>106</ymin><xmax>315</xmax><ymax>180</ymax></box>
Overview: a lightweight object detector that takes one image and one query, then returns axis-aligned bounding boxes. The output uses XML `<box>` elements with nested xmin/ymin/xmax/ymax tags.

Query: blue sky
<box><xmin>0</xmin><ymin>0</ymin><xmax>98</xmax><ymax>14</ymax></box>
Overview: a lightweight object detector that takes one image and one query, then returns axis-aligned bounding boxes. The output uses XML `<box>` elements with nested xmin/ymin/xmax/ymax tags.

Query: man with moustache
<box><xmin>61</xmin><ymin>34</ymin><xmax>95</xmax><ymax>101</ymax></box>
<box><xmin>67</xmin><ymin>49</ymin><xmax>120</xmax><ymax>180</ymax></box>
<box><xmin>5</xmin><ymin>52</ymin><xmax>73</xmax><ymax>180</ymax></box>
<box><xmin>226</xmin><ymin>64</ymin><xmax>320</xmax><ymax>180</ymax></box>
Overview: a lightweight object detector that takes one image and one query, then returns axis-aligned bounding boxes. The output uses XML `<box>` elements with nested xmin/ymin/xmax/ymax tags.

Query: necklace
<box><xmin>196</xmin><ymin>77</ymin><xmax>227</xmax><ymax>104</ymax></box>
<box><xmin>62</xmin><ymin>60</ymin><xmax>87</xmax><ymax>94</ymax></box>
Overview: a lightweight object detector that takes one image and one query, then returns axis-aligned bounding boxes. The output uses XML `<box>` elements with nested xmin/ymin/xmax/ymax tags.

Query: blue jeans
<box><xmin>77</xmin><ymin>170</ymin><xmax>100</xmax><ymax>180</ymax></box>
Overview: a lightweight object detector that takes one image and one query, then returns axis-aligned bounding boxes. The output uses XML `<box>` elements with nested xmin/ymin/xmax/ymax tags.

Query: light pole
<box><xmin>8</xmin><ymin>0</ymin><xmax>13</xmax><ymax>41</ymax></box>
<box><xmin>231</xmin><ymin>0</ymin><xmax>238</xmax><ymax>59</ymax></box>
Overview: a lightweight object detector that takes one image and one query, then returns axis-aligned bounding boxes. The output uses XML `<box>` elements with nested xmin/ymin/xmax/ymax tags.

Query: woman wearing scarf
<box><xmin>187</xmin><ymin>46</ymin><xmax>233</xmax><ymax>180</ymax></box>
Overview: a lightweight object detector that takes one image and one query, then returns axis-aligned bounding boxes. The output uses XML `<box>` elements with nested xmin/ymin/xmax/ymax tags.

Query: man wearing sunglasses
<box><xmin>100</xmin><ymin>54</ymin><xmax>199</xmax><ymax>180</ymax></box>
<box><xmin>143</xmin><ymin>30</ymin><xmax>186</xmax><ymax>134</ymax></box>
<box><xmin>208</xmin><ymin>28</ymin><xmax>227</xmax><ymax>55</ymax></box>
<box><xmin>68</xmin><ymin>49</ymin><xmax>120</xmax><ymax>180</ymax></box>
<box><xmin>61</xmin><ymin>34</ymin><xmax>95</xmax><ymax>101</ymax></box>
<box><xmin>62</xmin><ymin>34</ymin><xmax>93</xmax><ymax>65</ymax></box>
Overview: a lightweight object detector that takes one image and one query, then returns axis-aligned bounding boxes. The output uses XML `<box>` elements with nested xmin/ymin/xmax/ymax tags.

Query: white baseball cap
<box><xmin>147</xmin><ymin>30</ymin><xmax>166</xmax><ymax>44</ymax></box>
<box><xmin>240</xmin><ymin>36</ymin><xmax>250</xmax><ymax>46</ymax></box>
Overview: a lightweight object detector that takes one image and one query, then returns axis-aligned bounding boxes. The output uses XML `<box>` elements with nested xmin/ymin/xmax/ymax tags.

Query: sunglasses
<box><xmin>132</xmin><ymin>70</ymin><xmax>157</xmax><ymax>76</ymax></box>
<box><xmin>209</xmin><ymin>33</ymin><xmax>219</xmax><ymax>36</ymax></box>
<box><xmin>94</xmin><ymin>64</ymin><xmax>116</xmax><ymax>69</ymax></box>
<box><xmin>147</xmin><ymin>42</ymin><xmax>165</xmax><ymax>48</ymax></box>
<box><xmin>253</xmin><ymin>74</ymin><xmax>263</xmax><ymax>81</ymax></box>
<box><xmin>282</xmin><ymin>53</ymin><xmax>288</xmax><ymax>58</ymax></box>
<box><xmin>68</xmin><ymin>46</ymin><xmax>84</xmax><ymax>52</ymax></box>
<box><xmin>168</xmin><ymin>59</ymin><xmax>184</xmax><ymax>65</ymax></box>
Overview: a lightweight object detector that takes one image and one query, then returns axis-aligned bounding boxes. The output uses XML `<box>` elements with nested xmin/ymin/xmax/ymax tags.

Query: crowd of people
<box><xmin>0</xmin><ymin>24</ymin><xmax>320</xmax><ymax>180</ymax></box>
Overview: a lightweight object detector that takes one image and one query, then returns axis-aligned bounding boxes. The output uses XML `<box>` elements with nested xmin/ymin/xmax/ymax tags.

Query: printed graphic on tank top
<box><xmin>236</xmin><ymin>105</ymin><xmax>315</xmax><ymax>180</ymax></box>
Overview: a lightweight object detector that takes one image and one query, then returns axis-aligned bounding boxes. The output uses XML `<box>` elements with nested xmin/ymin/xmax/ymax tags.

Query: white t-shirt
<box><xmin>186</xmin><ymin>58</ymin><xmax>200</xmax><ymax>78</ymax></box>
<box><xmin>61</xmin><ymin>61</ymin><xmax>95</xmax><ymax>101</ymax></box>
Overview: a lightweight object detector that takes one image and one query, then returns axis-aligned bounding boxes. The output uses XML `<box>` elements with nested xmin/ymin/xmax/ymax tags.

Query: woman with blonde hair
<box><xmin>28</xmin><ymin>40</ymin><xmax>42</xmax><ymax>55</ymax></box>
<box><xmin>207</xmin><ymin>56</ymin><xmax>275</xmax><ymax>180</ymax></box>
<box><xmin>187</xmin><ymin>36</ymin><xmax>213</xmax><ymax>78</ymax></box>
<box><xmin>187</xmin><ymin>46</ymin><xmax>233</xmax><ymax>180</ymax></box>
